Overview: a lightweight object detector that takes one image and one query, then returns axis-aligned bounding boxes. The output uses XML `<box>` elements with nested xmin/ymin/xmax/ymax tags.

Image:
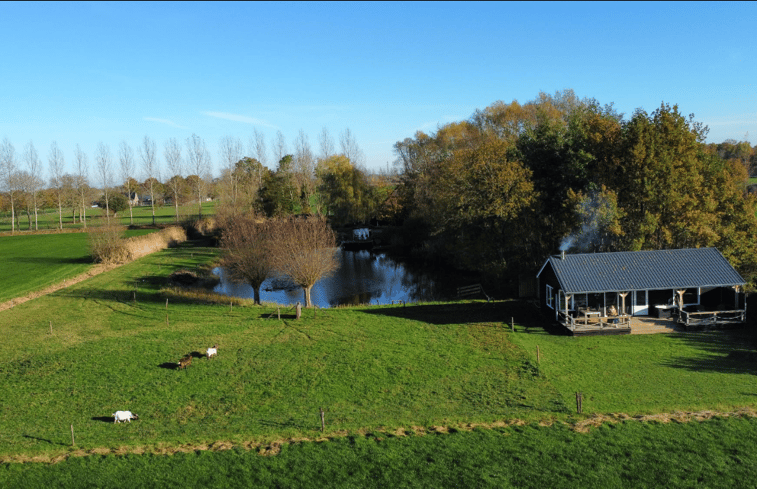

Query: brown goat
<box><xmin>178</xmin><ymin>354</ymin><xmax>192</xmax><ymax>370</ymax></box>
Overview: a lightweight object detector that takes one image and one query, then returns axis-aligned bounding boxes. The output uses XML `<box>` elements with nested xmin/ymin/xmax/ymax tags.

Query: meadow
<box><xmin>2</xmin><ymin>234</ymin><xmax>757</xmax><ymax>486</ymax></box>
<box><xmin>0</xmin><ymin>202</ymin><xmax>215</xmax><ymax>233</ymax></box>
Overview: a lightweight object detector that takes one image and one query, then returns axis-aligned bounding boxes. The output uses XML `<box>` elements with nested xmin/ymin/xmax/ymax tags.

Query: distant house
<box><xmin>537</xmin><ymin>248</ymin><xmax>746</xmax><ymax>334</ymax></box>
<box><xmin>142</xmin><ymin>196</ymin><xmax>152</xmax><ymax>206</ymax></box>
<box><xmin>127</xmin><ymin>192</ymin><xmax>140</xmax><ymax>206</ymax></box>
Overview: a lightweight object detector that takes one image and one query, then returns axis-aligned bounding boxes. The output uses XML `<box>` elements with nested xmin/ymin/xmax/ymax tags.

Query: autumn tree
<box><xmin>318</xmin><ymin>154</ymin><xmax>375</xmax><ymax>225</ymax></box>
<box><xmin>269</xmin><ymin>216</ymin><xmax>338</xmax><ymax>307</ymax></box>
<box><xmin>219</xmin><ymin>214</ymin><xmax>275</xmax><ymax>305</ymax></box>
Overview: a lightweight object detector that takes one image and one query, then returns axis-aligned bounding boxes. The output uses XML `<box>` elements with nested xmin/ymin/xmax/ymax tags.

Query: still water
<box><xmin>213</xmin><ymin>249</ymin><xmax>447</xmax><ymax>308</ymax></box>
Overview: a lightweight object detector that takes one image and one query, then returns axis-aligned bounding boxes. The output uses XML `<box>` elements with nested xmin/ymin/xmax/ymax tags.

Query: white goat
<box><xmin>112</xmin><ymin>410</ymin><xmax>139</xmax><ymax>423</ymax></box>
<box><xmin>206</xmin><ymin>345</ymin><xmax>218</xmax><ymax>359</ymax></box>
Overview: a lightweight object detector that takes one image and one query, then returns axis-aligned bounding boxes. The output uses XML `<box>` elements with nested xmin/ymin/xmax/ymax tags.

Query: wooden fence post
<box><xmin>576</xmin><ymin>392</ymin><xmax>583</xmax><ymax>414</ymax></box>
<box><xmin>71</xmin><ymin>424</ymin><xmax>75</xmax><ymax>446</ymax></box>
<box><xmin>320</xmin><ymin>407</ymin><xmax>325</xmax><ymax>432</ymax></box>
<box><xmin>277</xmin><ymin>307</ymin><xmax>280</xmax><ymax>320</ymax></box>
<box><xmin>49</xmin><ymin>321</ymin><xmax>53</xmax><ymax>335</ymax></box>
<box><xmin>511</xmin><ymin>317</ymin><xmax>514</xmax><ymax>332</ymax></box>
<box><xmin>166</xmin><ymin>298</ymin><xmax>168</xmax><ymax>310</ymax></box>
<box><xmin>537</xmin><ymin>345</ymin><xmax>540</xmax><ymax>364</ymax></box>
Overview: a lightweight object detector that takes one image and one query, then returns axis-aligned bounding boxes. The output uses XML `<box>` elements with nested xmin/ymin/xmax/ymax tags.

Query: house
<box><xmin>127</xmin><ymin>192</ymin><xmax>140</xmax><ymax>206</ymax></box>
<box><xmin>536</xmin><ymin>248</ymin><xmax>746</xmax><ymax>334</ymax></box>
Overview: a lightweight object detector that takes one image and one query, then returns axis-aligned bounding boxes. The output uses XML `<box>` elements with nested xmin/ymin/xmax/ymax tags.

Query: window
<box><xmin>546</xmin><ymin>285</ymin><xmax>554</xmax><ymax>309</ymax></box>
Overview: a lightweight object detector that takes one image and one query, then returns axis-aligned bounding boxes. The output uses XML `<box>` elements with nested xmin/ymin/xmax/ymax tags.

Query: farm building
<box><xmin>536</xmin><ymin>248</ymin><xmax>746</xmax><ymax>335</ymax></box>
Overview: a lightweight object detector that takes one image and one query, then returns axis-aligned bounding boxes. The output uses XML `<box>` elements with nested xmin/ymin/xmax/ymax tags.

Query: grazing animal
<box><xmin>206</xmin><ymin>345</ymin><xmax>217</xmax><ymax>359</ymax></box>
<box><xmin>113</xmin><ymin>411</ymin><xmax>138</xmax><ymax>423</ymax></box>
<box><xmin>178</xmin><ymin>354</ymin><xmax>192</xmax><ymax>369</ymax></box>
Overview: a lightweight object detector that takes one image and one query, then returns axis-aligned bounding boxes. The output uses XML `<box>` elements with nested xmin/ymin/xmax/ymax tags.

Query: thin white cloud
<box><xmin>202</xmin><ymin>111</ymin><xmax>278</xmax><ymax>129</ymax></box>
<box><xmin>144</xmin><ymin>117</ymin><xmax>188</xmax><ymax>129</ymax></box>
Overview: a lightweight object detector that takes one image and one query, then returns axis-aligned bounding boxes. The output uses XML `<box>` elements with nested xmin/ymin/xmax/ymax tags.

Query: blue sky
<box><xmin>2</xmin><ymin>1</ymin><xmax>756</xmax><ymax>178</ymax></box>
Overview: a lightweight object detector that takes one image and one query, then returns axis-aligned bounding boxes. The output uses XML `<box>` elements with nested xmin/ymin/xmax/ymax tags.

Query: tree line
<box><xmin>392</xmin><ymin>90</ymin><xmax>757</xmax><ymax>292</ymax></box>
<box><xmin>0</xmin><ymin>127</ymin><xmax>394</xmax><ymax>232</ymax></box>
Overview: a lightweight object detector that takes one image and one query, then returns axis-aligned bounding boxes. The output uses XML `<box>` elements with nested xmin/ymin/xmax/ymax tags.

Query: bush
<box><xmin>88</xmin><ymin>223</ymin><xmax>131</xmax><ymax>264</ymax></box>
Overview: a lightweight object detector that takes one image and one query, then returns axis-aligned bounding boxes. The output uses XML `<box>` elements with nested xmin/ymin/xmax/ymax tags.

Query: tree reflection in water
<box><xmin>213</xmin><ymin>249</ymin><xmax>446</xmax><ymax>308</ymax></box>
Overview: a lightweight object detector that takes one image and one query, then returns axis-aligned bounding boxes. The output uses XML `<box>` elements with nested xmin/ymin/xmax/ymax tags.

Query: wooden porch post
<box><xmin>619</xmin><ymin>292</ymin><xmax>628</xmax><ymax>316</ymax></box>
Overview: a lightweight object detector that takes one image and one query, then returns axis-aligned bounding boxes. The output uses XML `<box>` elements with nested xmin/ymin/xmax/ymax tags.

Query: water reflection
<box><xmin>213</xmin><ymin>249</ymin><xmax>446</xmax><ymax>308</ymax></box>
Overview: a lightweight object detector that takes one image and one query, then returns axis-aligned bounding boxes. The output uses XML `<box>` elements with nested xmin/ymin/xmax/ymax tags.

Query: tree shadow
<box><xmin>358</xmin><ymin>300</ymin><xmax>552</xmax><ymax>329</ymax></box>
<box><xmin>659</xmin><ymin>327</ymin><xmax>757</xmax><ymax>375</ymax></box>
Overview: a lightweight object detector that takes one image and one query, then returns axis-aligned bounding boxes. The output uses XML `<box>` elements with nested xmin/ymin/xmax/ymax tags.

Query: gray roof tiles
<box><xmin>539</xmin><ymin>248</ymin><xmax>745</xmax><ymax>293</ymax></box>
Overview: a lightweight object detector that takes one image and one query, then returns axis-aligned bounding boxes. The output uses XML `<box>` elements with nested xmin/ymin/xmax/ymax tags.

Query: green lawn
<box><xmin>0</xmin><ymin>229</ymin><xmax>158</xmax><ymax>303</ymax></box>
<box><xmin>2</xmin><ymin>238</ymin><xmax>757</xmax><ymax>485</ymax></box>
<box><xmin>3</xmin><ymin>417</ymin><xmax>757</xmax><ymax>488</ymax></box>
<box><xmin>509</xmin><ymin>326</ymin><xmax>757</xmax><ymax>414</ymax></box>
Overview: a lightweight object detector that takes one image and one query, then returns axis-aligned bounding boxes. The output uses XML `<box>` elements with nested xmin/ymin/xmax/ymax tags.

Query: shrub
<box><xmin>88</xmin><ymin>223</ymin><xmax>131</xmax><ymax>264</ymax></box>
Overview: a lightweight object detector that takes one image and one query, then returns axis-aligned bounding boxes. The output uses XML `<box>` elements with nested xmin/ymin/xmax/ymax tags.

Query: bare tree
<box><xmin>339</xmin><ymin>127</ymin><xmax>365</xmax><ymax>166</ymax></box>
<box><xmin>318</xmin><ymin>127</ymin><xmax>335</xmax><ymax>161</ymax></box>
<box><xmin>250</xmin><ymin>128</ymin><xmax>268</xmax><ymax>168</ymax></box>
<box><xmin>74</xmin><ymin>144</ymin><xmax>90</xmax><ymax>228</ymax></box>
<box><xmin>48</xmin><ymin>141</ymin><xmax>66</xmax><ymax>230</ymax></box>
<box><xmin>219</xmin><ymin>214</ymin><xmax>275</xmax><ymax>304</ymax></box>
<box><xmin>23</xmin><ymin>141</ymin><xmax>42</xmax><ymax>230</ymax></box>
<box><xmin>164</xmin><ymin>137</ymin><xmax>183</xmax><ymax>222</ymax></box>
<box><xmin>219</xmin><ymin>135</ymin><xmax>243</xmax><ymax>206</ymax></box>
<box><xmin>139</xmin><ymin>136</ymin><xmax>159</xmax><ymax>225</ymax></box>
<box><xmin>95</xmin><ymin>142</ymin><xmax>114</xmax><ymax>224</ymax></box>
<box><xmin>269</xmin><ymin>216</ymin><xmax>338</xmax><ymax>307</ymax></box>
<box><xmin>186</xmin><ymin>133</ymin><xmax>212</xmax><ymax>219</ymax></box>
<box><xmin>272</xmin><ymin>130</ymin><xmax>287</xmax><ymax>166</ymax></box>
<box><xmin>0</xmin><ymin>138</ymin><xmax>18</xmax><ymax>234</ymax></box>
<box><xmin>119</xmin><ymin>140</ymin><xmax>136</xmax><ymax>225</ymax></box>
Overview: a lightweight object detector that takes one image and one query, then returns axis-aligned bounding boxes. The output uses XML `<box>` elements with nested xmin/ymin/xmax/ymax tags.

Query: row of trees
<box><xmin>392</xmin><ymin>90</ymin><xmax>757</xmax><ymax>290</ymax></box>
<box><xmin>0</xmin><ymin>128</ymin><xmax>391</xmax><ymax>231</ymax></box>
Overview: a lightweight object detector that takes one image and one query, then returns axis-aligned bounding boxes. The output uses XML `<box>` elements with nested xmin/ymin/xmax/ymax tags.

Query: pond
<box><xmin>212</xmin><ymin>248</ymin><xmax>449</xmax><ymax>308</ymax></box>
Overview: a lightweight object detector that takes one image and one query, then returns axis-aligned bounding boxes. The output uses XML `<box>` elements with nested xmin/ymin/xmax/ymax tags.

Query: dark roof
<box><xmin>537</xmin><ymin>248</ymin><xmax>745</xmax><ymax>293</ymax></box>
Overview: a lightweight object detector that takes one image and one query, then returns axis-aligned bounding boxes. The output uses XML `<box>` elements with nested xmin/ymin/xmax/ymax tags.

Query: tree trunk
<box><xmin>253</xmin><ymin>286</ymin><xmax>261</xmax><ymax>305</ymax></box>
<box><xmin>303</xmin><ymin>285</ymin><xmax>313</xmax><ymax>308</ymax></box>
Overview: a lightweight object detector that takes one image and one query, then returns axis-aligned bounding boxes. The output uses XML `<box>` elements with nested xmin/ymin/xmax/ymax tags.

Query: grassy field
<box><xmin>0</xmin><ymin>228</ymin><xmax>157</xmax><ymax>303</ymax></box>
<box><xmin>2</xmin><ymin>236</ymin><xmax>757</xmax><ymax>485</ymax></box>
<box><xmin>0</xmin><ymin>202</ymin><xmax>216</xmax><ymax>233</ymax></box>
<box><xmin>4</xmin><ymin>416</ymin><xmax>757</xmax><ymax>488</ymax></box>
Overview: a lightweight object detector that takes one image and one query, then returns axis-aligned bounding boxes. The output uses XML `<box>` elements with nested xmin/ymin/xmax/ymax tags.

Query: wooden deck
<box><xmin>563</xmin><ymin>315</ymin><xmax>742</xmax><ymax>336</ymax></box>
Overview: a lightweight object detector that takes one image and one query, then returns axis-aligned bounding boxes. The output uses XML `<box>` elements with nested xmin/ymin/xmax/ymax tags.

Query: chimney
<box><xmin>561</xmin><ymin>250</ymin><xmax>565</xmax><ymax>260</ymax></box>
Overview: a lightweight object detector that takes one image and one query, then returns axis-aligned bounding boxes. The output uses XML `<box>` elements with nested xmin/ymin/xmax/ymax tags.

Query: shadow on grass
<box><xmin>11</xmin><ymin>256</ymin><xmax>92</xmax><ymax>265</ymax></box>
<box><xmin>258</xmin><ymin>418</ymin><xmax>308</xmax><ymax>430</ymax></box>
<box><xmin>158</xmin><ymin>362</ymin><xmax>180</xmax><ymax>370</ymax></box>
<box><xmin>358</xmin><ymin>299</ymin><xmax>556</xmax><ymax>330</ymax></box>
<box><xmin>23</xmin><ymin>434</ymin><xmax>69</xmax><ymax>446</ymax></box>
<box><xmin>660</xmin><ymin>328</ymin><xmax>757</xmax><ymax>375</ymax></box>
<box><xmin>91</xmin><ymin>416</ymin><xmax>116</xmax><ymax>423</ymax></box>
